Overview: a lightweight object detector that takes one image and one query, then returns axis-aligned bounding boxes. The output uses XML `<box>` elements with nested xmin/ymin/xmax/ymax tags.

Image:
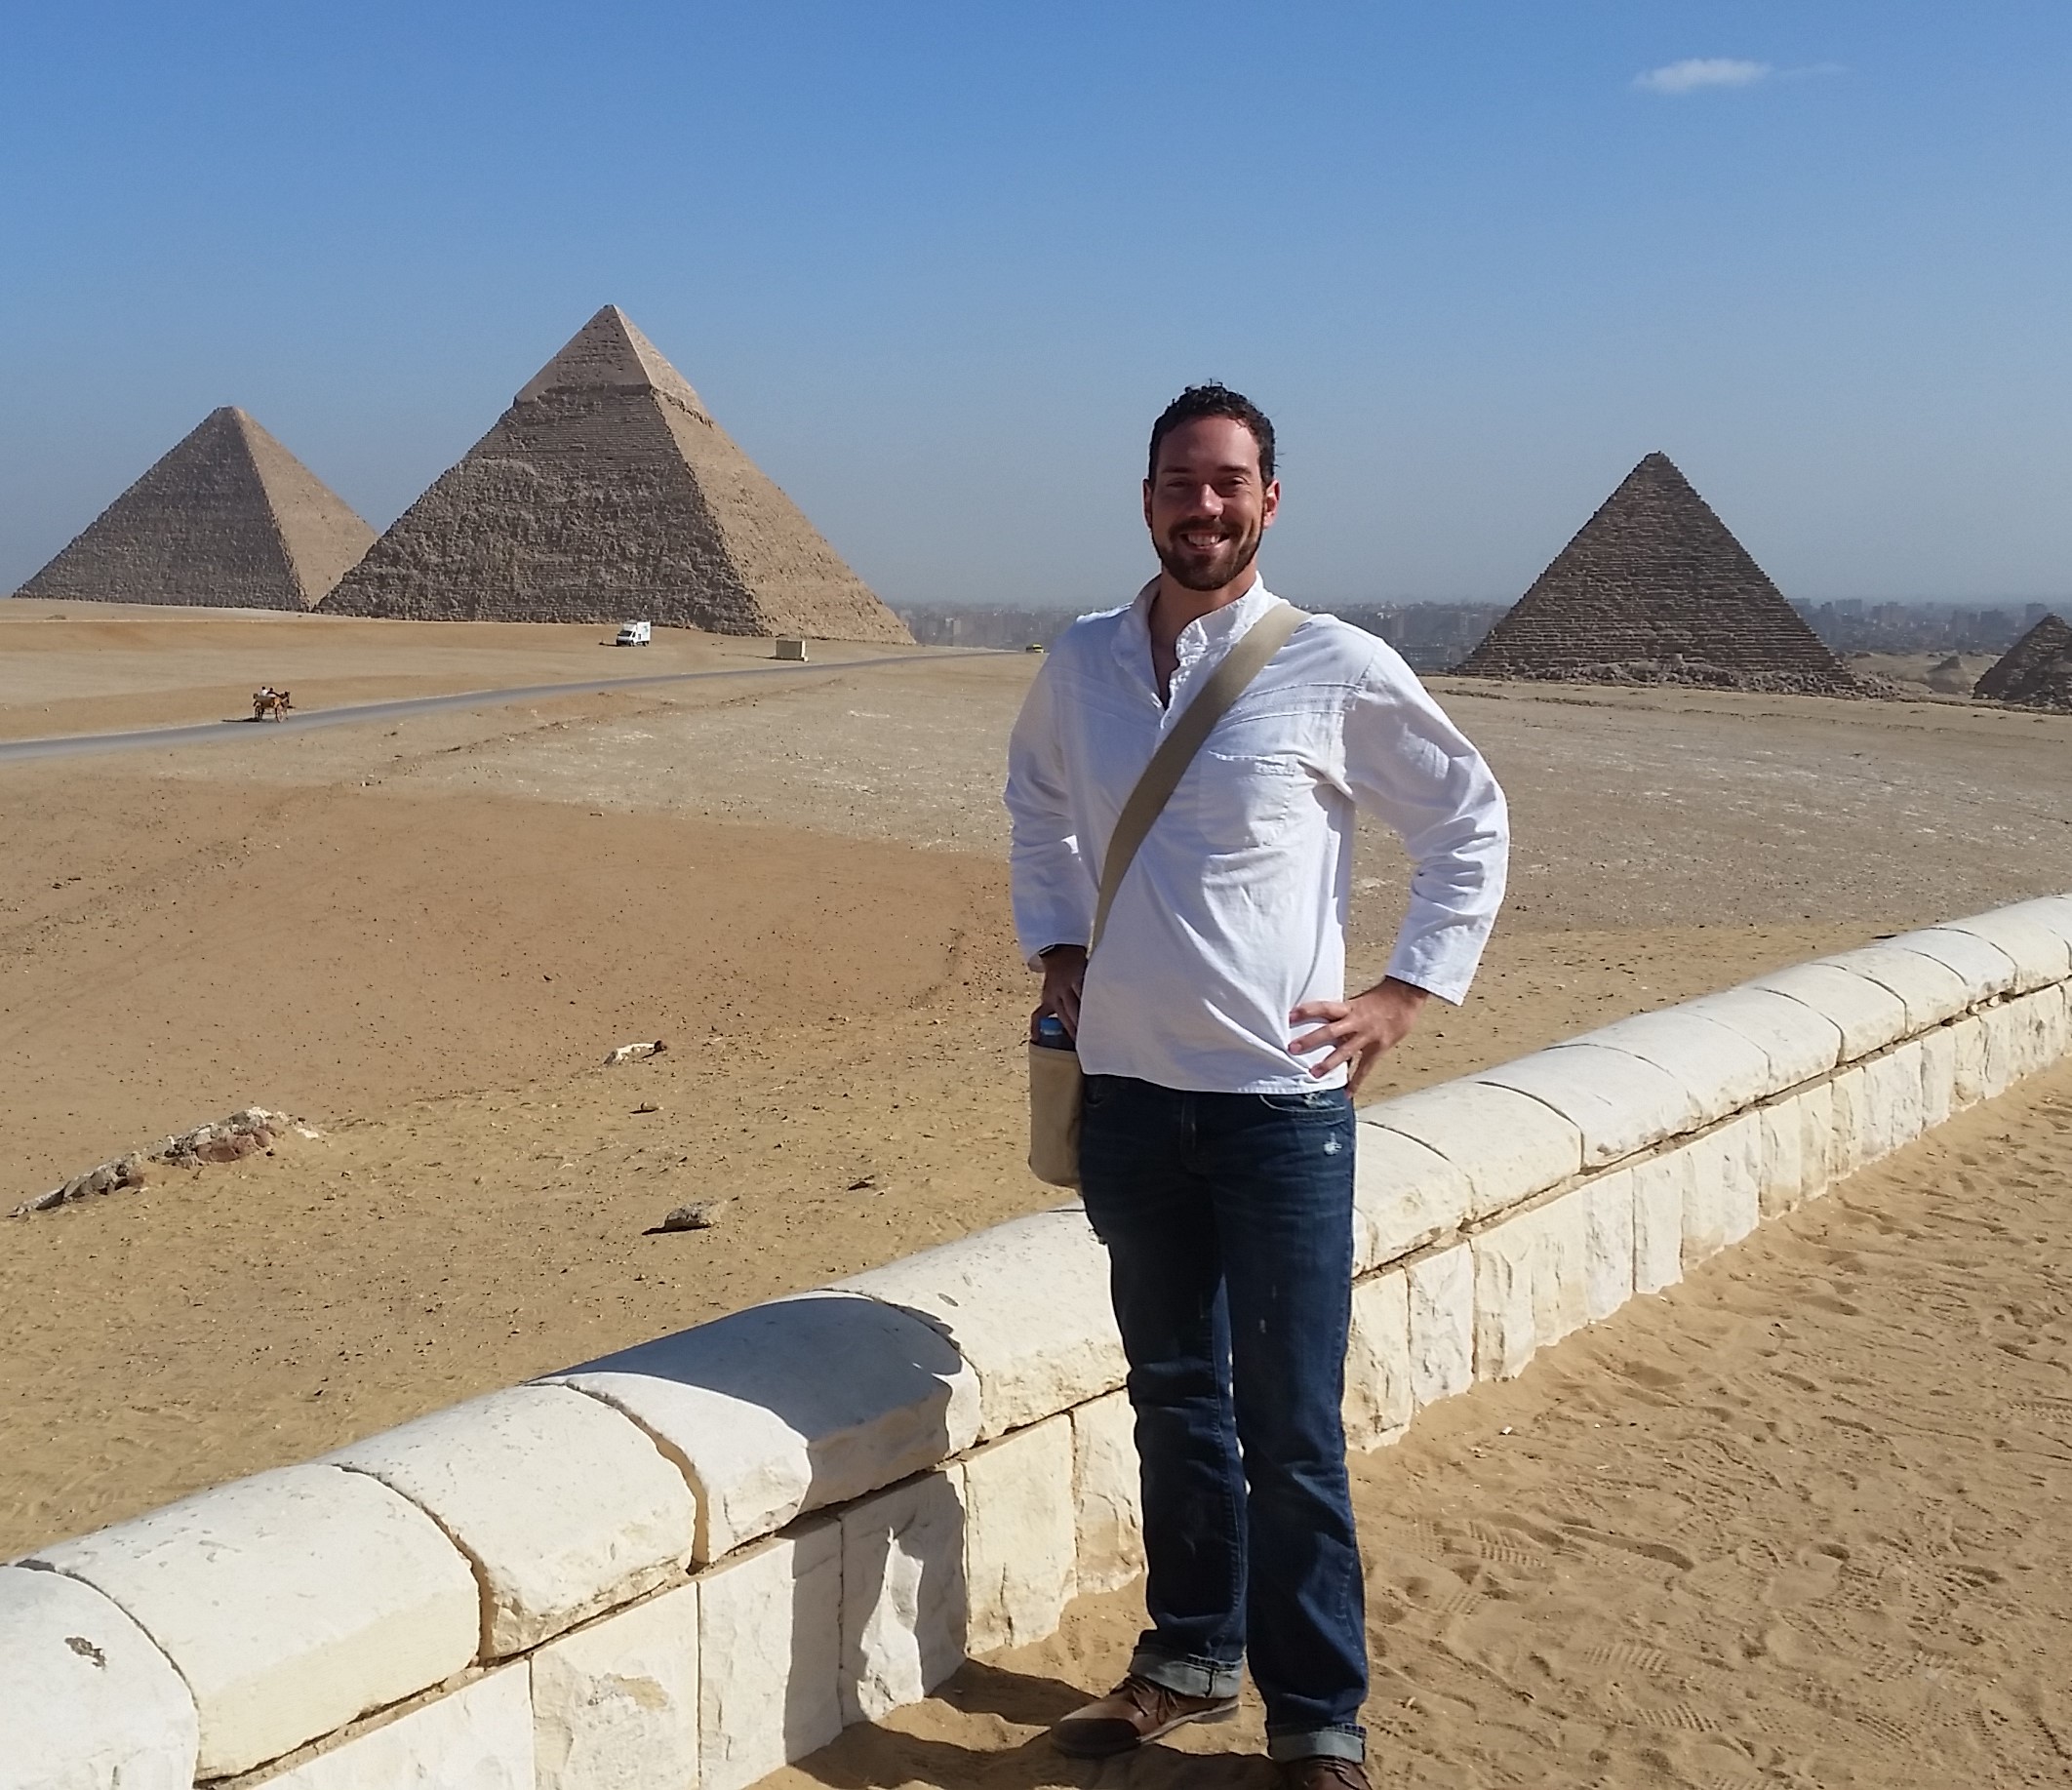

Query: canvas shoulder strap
<box><xmin>1088</xmin><ymin>601</ymin><xmax>1306</xmax><ymax>954</ymax></box>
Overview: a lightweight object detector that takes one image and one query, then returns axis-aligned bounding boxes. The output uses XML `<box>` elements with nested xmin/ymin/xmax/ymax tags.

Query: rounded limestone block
<box><xmin>26</xmin><ymin>1464</ymin><xmax>479</xmax><ymax>1779</ymax></box>
<box><xmin>0</xmin><ymin>1565</ymin><xmax>199</xmax><ymax>1790</ymax></box>
<box><xmin>326</xmin><ymin>1383</ymin><xmax>694</xmax><ymax>1656</ymax></box>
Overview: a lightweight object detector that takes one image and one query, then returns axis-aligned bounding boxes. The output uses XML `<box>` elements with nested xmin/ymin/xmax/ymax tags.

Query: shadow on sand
<box><xmin>790</xmin><ymin>1660</ymin><xmax>1272</xmax><ymax>1789</ymax></box>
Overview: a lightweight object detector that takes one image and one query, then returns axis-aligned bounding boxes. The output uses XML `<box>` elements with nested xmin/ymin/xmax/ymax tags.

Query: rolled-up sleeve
<box><xmin>1004</xmin><ymin>656</ymin><xmax>1096</xmax><ymax>968</ymax></box>
<box><xmin>1340</xmin><ymin>642</ymin><xmax>1509</xmax><ymax>1004</ymax></box>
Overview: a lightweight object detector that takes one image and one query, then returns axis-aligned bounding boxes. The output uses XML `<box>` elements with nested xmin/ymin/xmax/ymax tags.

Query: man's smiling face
<box><xmin>1143</xmin><ymin>415</ymin><xmax>1280</xmax><ymax>594</ymax></box>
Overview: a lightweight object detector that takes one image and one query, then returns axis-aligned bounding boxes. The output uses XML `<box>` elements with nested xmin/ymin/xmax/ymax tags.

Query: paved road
<box><xmin>0</xmin><ymin>652</ymin><xmax>980</xmax><ymax>766</ymax></box>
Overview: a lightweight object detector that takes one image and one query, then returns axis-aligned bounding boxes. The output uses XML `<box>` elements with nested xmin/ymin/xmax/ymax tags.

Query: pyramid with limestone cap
<box><xmin>1455</xmin><ymin>452</ymin><xmax>1855</xmax><ymax>694</ymax></box>
<box><xmin>320</xmin><ymin>306</ymin><xmax>908</xmax><ymax>641</ymax></box>
<box><xmin>12</xmin><ymin>408</ymin><xmax>375</xmax><ymax>610</ymax></box>
<box><xmin>1972</xmin><ymin>613</ymin><xmax>2072</xmax><ymax>708</ymax></box>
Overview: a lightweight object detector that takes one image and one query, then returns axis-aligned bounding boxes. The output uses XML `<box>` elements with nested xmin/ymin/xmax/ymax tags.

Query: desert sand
<box><xmin>773</xmin><ymin>1057</ymin><xmax>2072</xmax><ymax>1789</ymax></box>
<box><xmin>4</xmin><ymin>603</ymin><xmax>2071</xmax><ymax>1782</ymax></box>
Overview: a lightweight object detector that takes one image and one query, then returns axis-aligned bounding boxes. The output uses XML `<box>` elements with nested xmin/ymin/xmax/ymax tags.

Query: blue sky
<box><xmin>3</xmin><ymin>2</ymin><xmax>2067</xmax><ymax>608</ymax></box>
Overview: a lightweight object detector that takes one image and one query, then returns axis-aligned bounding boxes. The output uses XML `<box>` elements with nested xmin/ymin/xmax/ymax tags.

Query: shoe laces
<box><xmin>1115</xmin><ymin>1674</ymin><xmax>1193</xmax><ymax>1722</ymax></box>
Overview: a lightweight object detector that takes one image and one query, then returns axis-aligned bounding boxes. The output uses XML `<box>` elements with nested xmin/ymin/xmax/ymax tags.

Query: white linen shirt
<box><xmin>1005</xmin><ymin>577</ymin><xmax>1509</xmax><ymax>1094</ymax></box>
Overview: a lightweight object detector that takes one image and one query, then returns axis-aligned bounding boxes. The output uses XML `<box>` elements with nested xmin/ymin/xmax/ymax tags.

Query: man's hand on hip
<box><xmin>1290</xmin><ymin>976</ymin><xmax>1429</xmax><ymax>1093</ymax></box>
<box><xmin>1032</xmin><ymin>944</ymin><xmax>1089</xmax><ymax>1041</ymax></box>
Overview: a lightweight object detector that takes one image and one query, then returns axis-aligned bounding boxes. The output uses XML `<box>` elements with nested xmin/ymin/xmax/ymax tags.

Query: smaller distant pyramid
<box><xmin>13</xmin><ymin>408</ymin><xmax>375</xmax><ymax>611</ymax></box>
<box><xmin>321</xmin><ymin>305</ymin><xmax>909</xmax><ymax>642</ymax></box>
<box><xmin>1973</xmin><ymin>614</ymin><xmax>2072</xmax><ymax>709</ymax></box>
<box><xmin>1455</xmin><ymin>453</ymin><xmax>1855</xmax><ymax>694</ymax></box>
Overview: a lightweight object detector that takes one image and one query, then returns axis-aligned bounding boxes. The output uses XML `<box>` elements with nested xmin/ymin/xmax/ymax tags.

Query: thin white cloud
<box><xmin>1634</xmin><ymin>58</ymin><xmax>1773</xmax><ymax>96</ymax></box>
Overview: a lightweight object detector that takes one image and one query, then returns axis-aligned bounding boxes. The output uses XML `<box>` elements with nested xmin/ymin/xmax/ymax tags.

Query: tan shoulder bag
<box><xmin>1027</xmin><ymin>601</ymin><xmax>1307</xmax><ymax>1186</ymax></box>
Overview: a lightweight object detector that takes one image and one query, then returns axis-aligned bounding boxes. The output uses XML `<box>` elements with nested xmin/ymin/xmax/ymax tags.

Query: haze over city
<box><xmin>4</xmin><ymin>1</ymin><xmax>2069</xmax><ymax>610</ymax></box>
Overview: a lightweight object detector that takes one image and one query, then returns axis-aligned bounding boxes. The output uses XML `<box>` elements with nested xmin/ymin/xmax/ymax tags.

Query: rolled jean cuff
<box><xmin>1130</xmin><ymin>1647</ymin><xmax>1242</xmax><ymax>1701</ymax></box>
<box><xmin>1266</xmin><ymin>1727</ymin><xmax>1367</xmax><ymax>1764</ymax></box>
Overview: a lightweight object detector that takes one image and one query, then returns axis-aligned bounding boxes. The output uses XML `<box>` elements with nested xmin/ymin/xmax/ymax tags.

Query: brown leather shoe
<box><xmin>1050</xmin><ymin>1674</ymin><xmax>1240</xmax><ymax>1758</ymax></box>
<box><xmin>1275</xmin><ymin>1757</ymin><xmax>1371</xmax><ymax>1789</ymax></box>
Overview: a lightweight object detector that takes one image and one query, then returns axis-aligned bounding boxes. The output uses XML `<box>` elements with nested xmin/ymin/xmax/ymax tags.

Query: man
<box><xmin>1004</xmin><ymin>384</ymin><xmax>1508</xmax><ymax>1787</ymax></box>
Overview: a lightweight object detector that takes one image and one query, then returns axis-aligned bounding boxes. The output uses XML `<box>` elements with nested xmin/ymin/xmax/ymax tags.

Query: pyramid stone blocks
<box><xmin>1973</xmin><ymin>614</ymin><xmax>2072</xmax><ymax>709</ymax></box>
<box><xmin>13</xmin><ymin>407</ymin><xmax>374</xmax><ymax>610</ymax></box>
<box><xmin>322</xmin><ymin>306</ymin><xmax>908</xmax><ymax>642</ymax></box>
<box><xmin>1456</xmin><ymin>453</ymin><xmax>1855</xmax><ymax>693</ymax></box>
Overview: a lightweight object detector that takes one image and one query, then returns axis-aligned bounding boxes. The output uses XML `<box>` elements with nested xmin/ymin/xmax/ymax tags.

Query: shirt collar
<box><xmin>1114</xmin><ymin>573</ymin><xmax>1277</xmax><ymax>688</ymax></box>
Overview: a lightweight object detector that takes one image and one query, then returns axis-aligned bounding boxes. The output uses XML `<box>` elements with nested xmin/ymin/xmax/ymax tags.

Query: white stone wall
<box><xmin>8</xmin><ymin>894</ymin><xmax>2070</xmax><ymax>1789</ymax></box>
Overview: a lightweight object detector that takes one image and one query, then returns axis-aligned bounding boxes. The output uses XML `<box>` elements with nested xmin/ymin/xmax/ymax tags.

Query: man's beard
<box><xmin>1154</xmin><ymin>517</ymin><xmax>1262</xmax><ymax>593</ymax></box>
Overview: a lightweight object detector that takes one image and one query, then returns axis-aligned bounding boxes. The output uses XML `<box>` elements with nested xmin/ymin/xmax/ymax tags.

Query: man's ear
<box><xmin>1141</xmin><ymin>479</ymin><xmax>1154</xmax><ymax>530</ymax></box>
<box><xmin>1260</xmin><ymin>478</ymin><xmax>1281</xmax><ymax>529</ymax></box>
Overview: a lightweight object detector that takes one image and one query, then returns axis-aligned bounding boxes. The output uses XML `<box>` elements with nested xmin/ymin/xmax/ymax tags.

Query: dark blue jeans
<box><xmin>1078</xmin><ymin>1074</ymin><xmax>1365</xmax><ymax>1765</ymax></box>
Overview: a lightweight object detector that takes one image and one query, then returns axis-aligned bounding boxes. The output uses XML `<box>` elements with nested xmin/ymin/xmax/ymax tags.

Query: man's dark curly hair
<box><xmin>1147</xmin><ymin>383</ymin><xmax>1276</xmax><ymax>485</ymax></box>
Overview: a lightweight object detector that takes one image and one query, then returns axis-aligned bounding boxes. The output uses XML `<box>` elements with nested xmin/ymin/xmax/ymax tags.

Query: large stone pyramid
<box><xmin>1973</xmin><ymin>613</ymin><xmax>2072</xmax><ymax>709</ymax></box>
<box><xmin>13</xmin><ymin>408</ymin><xmax>375</xmax><ymax>611</ymax></box>
<box><xmin>321</xmin><ymin>306</ymin><xmax>908</xmax><ymax>641</ymax></box>
<box><xmin>1455</xmin><ymin>452</ymin><xmax>1855</xmax><ymax>693</ymax></box>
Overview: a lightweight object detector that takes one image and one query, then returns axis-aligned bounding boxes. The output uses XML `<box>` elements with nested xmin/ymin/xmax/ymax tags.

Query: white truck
<box><xmin>616</xmin><ymin>620</ymin><xmax>653</xmax><ymax>646</ymax></box>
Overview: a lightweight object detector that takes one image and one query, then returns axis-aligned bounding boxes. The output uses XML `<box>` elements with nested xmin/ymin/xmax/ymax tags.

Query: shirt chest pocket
<box><xmin>1177</xmin><ymin>750</ymin><xmax>1317</xmax><ymax>855</ymax></box>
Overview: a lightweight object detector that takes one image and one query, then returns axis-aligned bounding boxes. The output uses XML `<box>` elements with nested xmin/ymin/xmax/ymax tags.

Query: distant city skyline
<box><xmin>4</xmin><ymin>3</ymin><xmax>2069</xmax><ymax>609</ymax></box>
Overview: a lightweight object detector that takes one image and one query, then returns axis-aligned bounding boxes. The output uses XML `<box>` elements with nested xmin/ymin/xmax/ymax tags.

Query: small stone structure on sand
<box><xmin>320</xmin><ymin>305</ymin><xmax>909</xmax><ymax>643</ymax></box>
<box><xmin>1973</xmin><ymin>614</ymin><xmax>2072</xmax><ymax>710</ymax></box>
<box><xmin>1454</xmin><ymin>452</ymin><xmax>1856</xmax><ymax>694</ymax></box>
<box><xmin>12</xmin><ymin>1107</ymin><xmax>302</xmax><ymax>1217</ymax></box>
<box><xmin>12</xmin><ymin>408</ymin><xmax>375</xmax><ymax>611</ymax></box>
